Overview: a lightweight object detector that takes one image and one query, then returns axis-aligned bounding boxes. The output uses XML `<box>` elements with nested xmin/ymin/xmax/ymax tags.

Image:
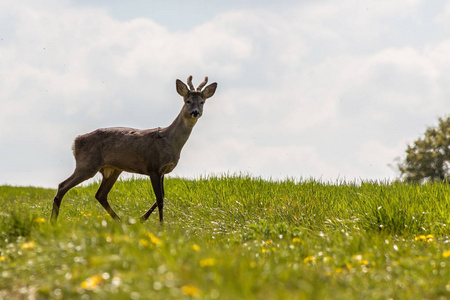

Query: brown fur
<box><xmin>51</xmin><ymin>76</ymin><xmax>217</xmax><ymax>223</ymax></box>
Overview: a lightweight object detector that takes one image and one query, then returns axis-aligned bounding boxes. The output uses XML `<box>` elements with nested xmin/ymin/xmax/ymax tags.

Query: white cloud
<box><xmin>434</xmin><ymin>2</ymin><xmax>450</xmax><ymax>26</ymax></box>
<box><xmin>175</xmin><ymin>137</ymin><xmax>339</xmax><ymax>181</ymax></box>
<box><xmin>357</xmin><ymin>140</ymin><xmax>406</xmax><ymax>179</ymax></box>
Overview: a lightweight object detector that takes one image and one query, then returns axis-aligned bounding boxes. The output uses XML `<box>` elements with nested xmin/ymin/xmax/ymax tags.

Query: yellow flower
<box><xmin>264</xmin><ymin>240</ymin><xmax>273</xmax><ymax>245</ymax></box>
<box><xmin>352</xmin><ymin>254</ymin><xmax>369</xmax><ymax>265</ymax></box>
<box><xmin>292</xmin><ymin>237</ymin><xmax>302</xmax><ymax>243</ymax></box>
<box><xmin>181</xmin><ymin>285</ymin><xmax>200</xmax><ymax>297</ymax></box>
<box><xmin>199</xmin><ymin>258</ymin><xmax>216</xmax><ymax>267</ymax></box>
<box><xmin>338</xmin><ymin>263</ymin><xmax>351</xmax><ymax>272</ymax></box>
<box><xmin>334</xmin><ymin>263</ymin><xmax>351</xmax><ymax>274</ymax></box>
<box><xmin>417</xmin><ymin>255</ymin><xmax>429</xmax><ymax>261</ymax></box>
<box><xmin>415</xmin><ymin>235</ymin><xmax>434</xmax><ymax>243</ymax></box>
<box><xmin>80</xmin><ymin>274</ymin><xmax>103</xmax><ymax>290</ymax></box>
<box><xmin>415</xmin><ymin>235</ymin><xmax>426</xmax><ymax>241</ymax></box>
<box><xmin>323</xmin><ymin>256</ymin><xmax>333</xmax><ymax>263</ymax></box>
<box><xmin>139</xmin><ymin>239</ymin><xmax>150</xmax><ymax>247</ymax></box>
<box><xmin>0</xmin><ymin>256</ymin><xmax>6</xmax><ymax>261</ymax></box>
<box><xmin>352</xmin><ymin>254</ymin><xmax>363</xmax><ymax>261</ymax></box>
<box><xmin>191</xmin><ymin>244</ymin><xmax>201</xmax><ymax>252</ymax></box>
<box><xmin>147</xmin><ymin>233</ymin><xmax>162</xmax><ymax>246</ymax></box>
<box><xmin>303</xmin><ymin>256</ymin><xmax>316</xmax><ymax>264</ymax></box>
<box><xmin>34</xmin><ymin>217</ymin><xmax>46</xmax><ymax>223</ymax></box>
<box><xmin>359</xmin><ymin>259</ymin><xmax>369</xmax><ymax>266</ymax></box>
<box><xmin>21</xmin><ymin>241</ymin><xmax>35</xmax><ymax>250</ymax></box>
<box><xmin>443</xmin><ymin>250</ymin><xmax>450</xmax><ymax>258</ymax></box>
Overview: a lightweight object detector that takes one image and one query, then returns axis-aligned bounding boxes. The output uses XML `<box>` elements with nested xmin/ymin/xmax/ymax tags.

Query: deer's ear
<box><xmin>202</xmin><ymin>83</ymin><xmax>217</xmax><ymax>99</ymax></box>
<box><xmin>176</xmin><ymin>79</ymin><xmax>189</xmax><ymax>97</ymax></box>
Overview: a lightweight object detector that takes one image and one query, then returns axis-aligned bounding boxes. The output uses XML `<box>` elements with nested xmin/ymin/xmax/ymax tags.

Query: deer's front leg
<box><xmin>141</xmin><ymin>173</ymin><xmax>165</xmax><ymax>223</ymax></box>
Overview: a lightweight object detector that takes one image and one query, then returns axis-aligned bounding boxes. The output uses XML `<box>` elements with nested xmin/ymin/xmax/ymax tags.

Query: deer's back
<box><xmin>72</xmin><ymin>127</ymin><xmax>177</xmax><ymax>175</ymax></box>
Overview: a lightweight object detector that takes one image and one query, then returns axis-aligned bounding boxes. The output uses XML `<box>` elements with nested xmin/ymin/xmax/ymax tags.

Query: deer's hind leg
<box><xmin>51</xmin><ymin>166</ymin><xmax>98</xmax><ymax>222</ymax></box>
<box><xmin>95</xmin><ymin>168</ymin><xmax>122</xmax><ymax>221</ymax></box>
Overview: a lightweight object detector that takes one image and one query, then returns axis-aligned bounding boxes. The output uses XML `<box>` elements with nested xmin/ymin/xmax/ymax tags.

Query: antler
<box><xmin>196</xmin><ymin>77</ymin><xmax>208</xmax><ymax>91</ymax></box>
<box><xmin>187</xmin><ymin>75</ymin><xmax>195</xmax><ymax>91</ymax></box>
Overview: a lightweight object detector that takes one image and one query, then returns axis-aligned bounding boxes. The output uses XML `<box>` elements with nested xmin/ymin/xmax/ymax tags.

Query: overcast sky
<box><xmin>1</xmin><ymin>0</ymin><xmax>450</xmax><ymax>188</ymax></box>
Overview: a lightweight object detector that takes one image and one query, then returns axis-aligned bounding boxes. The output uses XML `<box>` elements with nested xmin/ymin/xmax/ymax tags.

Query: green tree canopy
<box><xmin>397</xmin><ymin>116</ymin><xmax>450</xmax><ymax>183</ymax></box>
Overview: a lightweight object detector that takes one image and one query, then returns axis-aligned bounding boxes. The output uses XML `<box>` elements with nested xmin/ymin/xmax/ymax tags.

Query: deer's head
<box><xmin>176</xmin><ymin>76</ymin><xmax>217</xmax><ymax>120</ymax></box>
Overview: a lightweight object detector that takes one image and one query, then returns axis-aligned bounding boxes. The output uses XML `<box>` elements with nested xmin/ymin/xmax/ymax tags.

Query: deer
<box><xmin>50</xmin><ymin>76</ymin><xmax>217</xmax><ymax>223</ymax></box>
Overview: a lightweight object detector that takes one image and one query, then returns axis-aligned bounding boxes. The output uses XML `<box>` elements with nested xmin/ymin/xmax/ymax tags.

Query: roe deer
<box><xmin>50</xmin><ymin>76</ymin><xmax>217</xmax><ymax>223</ymax></box>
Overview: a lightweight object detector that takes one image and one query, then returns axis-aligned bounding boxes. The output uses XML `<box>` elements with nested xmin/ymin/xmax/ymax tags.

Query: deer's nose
<box><xmin>191</xmin><ymin>110</ymin><xmax>200</xmax><ymax>118</ymax></box>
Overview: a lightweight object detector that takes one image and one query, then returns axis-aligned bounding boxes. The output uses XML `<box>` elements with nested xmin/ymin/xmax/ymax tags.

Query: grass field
<box><xmin>1</xmin><ymin>175</ymin><xmax>449</xmax><ymax>299</ymax></box>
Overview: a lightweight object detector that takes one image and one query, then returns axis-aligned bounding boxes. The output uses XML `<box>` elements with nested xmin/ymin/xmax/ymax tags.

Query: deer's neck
<box><xmin>164</xmin><ymin>112</ymin><xmax>197</xmax><ymax>153</ymax></box>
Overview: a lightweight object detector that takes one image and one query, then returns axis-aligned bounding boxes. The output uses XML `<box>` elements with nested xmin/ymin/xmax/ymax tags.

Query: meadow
<box><xmin>0</xmin><ymin>175</ymin><xmax>449</xmax><ymax>299</ymax></box>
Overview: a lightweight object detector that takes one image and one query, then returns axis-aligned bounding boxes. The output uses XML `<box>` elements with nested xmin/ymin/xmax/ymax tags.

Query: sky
<box><xmin>1</xmin><ymin>0</ymin><xmax>450</xmax><ymax>188</ymax></box>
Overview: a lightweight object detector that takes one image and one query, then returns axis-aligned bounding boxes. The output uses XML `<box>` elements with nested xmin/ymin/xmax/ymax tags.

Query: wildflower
<box><xmin>303</xmin><ymin>256</ymin><xmax>316</xmax><ymax>264</ymax></box>
<box><xmin>34</xmin><ymin>217</ymin><xmax>45</xmax><ymax>223</ymax></box>
<box><xmin>80</xmin><ymin>274</ymin><xmax>103</xmax><ymax>290</ymax></box>
<box><xmin>181</xmin><ymin>285</ymin><xmax>200</xmax><ymax>297</ymax></box>
<box><xmin>261</xmin><ymin>247</ymin><xmax>277</xmax><ymax>254</ymax></box>
<box><xmin>147</xmin><ymin>232</ymin><xmax>162</xmax><ymax>246</ymax></box>
<box><xmin>414</xmin><ymin>235</ymin><xmax>424</xmax><ymax>241</ymax></box>
<box><xmin>105</xmin><ymin>235</ymin><xmax>113</xmax><ymax>243</ymax></box>
<box><xmin>111</xmin><ymin>276</ymin><xmax>122</xmax><ymax>287</ymax></box>
<box><xmin>414</xmin><ymin>235</ymin><xmax>434</xmax><ymax>243</ymax></box>
<box><xmin>334</xmin><ymin>263</ymin><xmax>352</xmax><ymax>274</ymax></box>
<box><xmin>417</xmin><ymin>256</ymin><xmax>429</xmax><ymax>261</ymax></box>
<box><xmin>352</xmin><ymin>254</ymin><xmax>363</xmax><ymax>261</ymax></box>
<box><xmin>191</xmin><ymin>244</ymin><xmax>200</xmax><ymax>252</ymax></box>
<box><xmin>292</xmin><ymin>237</ymin><xmax>302</xmax><ymax>243</ymax></box>
<box><xmin>199</xmin><ymin>258</ymin><xmax>216</xmax><ymax>267</ymax></box>
<box><xmin>351</xmin><ymin>254</ymin><xmax>371</xmax><ymax>266</ymax></box>
<box><xmin>443</xmin><ymin>250</ymin><xmax>450</xmax><ymax>258</ymax></box>
<box><xmin>0</xmin><ymin>256</ymin><xmax>6</xmax><ymax>261</ymax></box>
<box><xmin>323</xmin><ymin>256</ymin><xmax>333</xmax><ymax>263</ymax></box>
<box><xmin>264</xmin><ymin>240</ymin><xmax>273</xmax><ymax>245</ymax></box>
<box><xmin>21</xmin><ymin>241</ymin><xmax>35</xmax><ymax>250</ymax></box>
<box><xmin>359</xmin><ymin>259</ymin><xmax>370</xmax><ymax>266</ymax></box>
<box><xmin>334</xmin><ymin>264</ymin><xmax>351</xmax><ymax>274</ymax></box>
<box><xmin>139</xmin><ymin>239</ymin><xmax>150</xmax><ymax>247</ymax></box>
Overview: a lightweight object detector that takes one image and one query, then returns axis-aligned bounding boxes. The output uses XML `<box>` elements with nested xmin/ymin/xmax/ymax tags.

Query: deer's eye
<box><xmin>186</xmin><ymin>100</ymin><xmax>192</xmax><ymax>104</ymax></box>
<box><xmin>200</xmin><ymin>101</ymin><xmax>205</xmax><ymax>105</ymax></box>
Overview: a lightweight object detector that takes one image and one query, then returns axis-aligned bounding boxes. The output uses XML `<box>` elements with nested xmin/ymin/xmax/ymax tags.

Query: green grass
<box><xmin>0</xmin><ymin>175</ymin><xmax>449</xmax><ymax>299</ymax></box>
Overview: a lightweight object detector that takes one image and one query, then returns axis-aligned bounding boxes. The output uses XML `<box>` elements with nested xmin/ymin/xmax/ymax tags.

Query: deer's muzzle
<box><xmin>190</xmin><ymin>111</ymin><xmax>200</xmax><ymax>118</ymax></box>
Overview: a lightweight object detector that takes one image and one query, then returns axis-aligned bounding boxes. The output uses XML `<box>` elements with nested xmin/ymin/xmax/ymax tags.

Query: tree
<box><xmin>397</xmin><ymin>116</ymin><xmax>450</xmax><ymax>183</ymax></box>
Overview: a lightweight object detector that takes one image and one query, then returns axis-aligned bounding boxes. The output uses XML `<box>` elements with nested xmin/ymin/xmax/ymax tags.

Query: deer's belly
<box><xmin>159</xmin><ymin>163</ymin><xmax>177</xmax><ymax>174</ymax></box>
